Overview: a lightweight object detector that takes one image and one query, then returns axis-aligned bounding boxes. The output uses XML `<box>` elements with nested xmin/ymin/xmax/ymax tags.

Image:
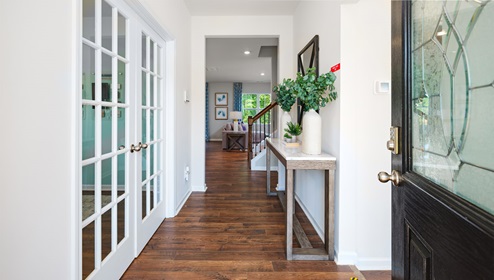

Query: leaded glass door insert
<box><xmin>411</xmin><ymin>0</ymin><xmax>494</xmax><ymax>215</ymax></box>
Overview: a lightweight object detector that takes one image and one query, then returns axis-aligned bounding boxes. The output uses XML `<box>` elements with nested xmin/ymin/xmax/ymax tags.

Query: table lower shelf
<box><xmin>277</xmin><ymin>191</ymin><xmax>331</xmax><ymax>261</ymax></box>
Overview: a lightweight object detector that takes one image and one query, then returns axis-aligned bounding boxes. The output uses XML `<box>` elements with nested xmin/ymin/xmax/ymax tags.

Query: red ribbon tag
<box><xmin>331</xmin><ymin>63</ymin><xmax>340</xmax><ymax>72</ymax></box>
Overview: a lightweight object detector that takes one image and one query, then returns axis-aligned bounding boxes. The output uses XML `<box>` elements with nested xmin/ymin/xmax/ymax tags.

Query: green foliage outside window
<box><xmin>241</xmin><ymin>94</ymin><xmax>271</xmax><ymax>124</ymax></box>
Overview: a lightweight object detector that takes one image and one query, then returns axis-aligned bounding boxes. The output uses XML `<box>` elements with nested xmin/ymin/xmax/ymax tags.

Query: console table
<box><xmin>266</xmin><ymin>138</ymin><xmax>336</xmax><ymax>261</ymax></box>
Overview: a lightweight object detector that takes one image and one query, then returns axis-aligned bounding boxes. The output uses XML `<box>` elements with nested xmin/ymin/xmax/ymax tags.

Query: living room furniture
<box><xmin>226</xmin><ymin>131</ymin><xmax>246</xmax><ymax>151</ymax></box>
<box><xmin>265</xmin><ymin>137</ymin><xmax>336</xmax><ymax>261</ymax></box>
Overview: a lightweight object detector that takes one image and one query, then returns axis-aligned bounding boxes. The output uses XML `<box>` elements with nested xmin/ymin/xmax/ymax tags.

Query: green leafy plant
<box><xmin>294</xmin><ymin>67</ymin><xmax>337</xmax><ymax>111</ymax></box>
<box><xmin>284</xmin><ymin>133</ymin><xmax>292</xmax><ymax>139</ymax></box>
<box><xmin>273</xmin><ymin>78</ymin><xmax>296</xmax><ymax>112</ymax></box>
<box><xmin>284</xmin><ymin>122</ymin><xmax>302</xmax><ymax>137</ymax></box>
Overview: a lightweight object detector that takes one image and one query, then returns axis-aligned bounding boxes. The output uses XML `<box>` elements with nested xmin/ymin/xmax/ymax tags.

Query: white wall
<box><xmin>293</xmin><ymin>0</ymin><xmax>392</xmax><ymax>270</ymax></box>
<box><xmin>293</xmin><ymin>0</ymin><xmax>342</xmax><ymax>259</ymax></box>
<box><xmin>340</xmin><ymin>0</ymin><xmax>391</xmax><ymax>269</ymax></box>
<box><xmin>0</xmin><ymin>0</ymin><xmax>77</xmax><ymax>279</ymax></box>
<box><xmin>191</xmin><ymin>16</ymin><xmax>294</xmax><ymax>191</ymax></box>
<box><xmin>139</xmin><ymin>0</ymin><xmax>192</xmax><ymax>212</ymax></box>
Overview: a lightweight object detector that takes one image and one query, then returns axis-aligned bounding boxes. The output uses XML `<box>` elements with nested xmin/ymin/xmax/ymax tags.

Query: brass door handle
<box><xmin>378</xmin><ymin>170</ymin><xmax>403</xmax><ymax>186</ymax></box>
<box><xmin>130</xmin><ymin>142</ymin><xmax>148</xmax><ymax>153</ymax></box>
<box><xmin>130</xmin><ymin>143</ymin><xmax>142</xmax><ymax>153</ymax></box>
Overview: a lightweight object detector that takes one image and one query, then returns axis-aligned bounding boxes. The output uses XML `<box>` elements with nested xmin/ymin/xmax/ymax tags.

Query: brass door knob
<box><xmin>378</xmin><ymin>170</ymin><xmax>403</xmax><ymax>186</ymax></box>
<box><xmin>130</xmin><ymin>143</ymin><xmax>141</xmax><ymax>153</ymax></box>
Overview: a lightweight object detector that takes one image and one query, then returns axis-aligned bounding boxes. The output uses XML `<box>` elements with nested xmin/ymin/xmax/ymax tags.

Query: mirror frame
<box><xmin>297</xmin><ymin>35</ymin><xmax>319</xmax><ymax>124</ymax></box>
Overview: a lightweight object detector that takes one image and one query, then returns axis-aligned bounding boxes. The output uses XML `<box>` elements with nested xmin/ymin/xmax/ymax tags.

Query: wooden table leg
<box><xmin>286</xmin><ymin>169</ymin><xmax>294</xmax><ymax>260</ymax></box>
<box><xmin>266</xmin><ymin>146</ymin><xmax>271</xmax><ymax>195</ymax></box>
<box><xmin>325</xmin><ymin>169</ymin><xmax>335</xmax><ymax>260</ymax></box>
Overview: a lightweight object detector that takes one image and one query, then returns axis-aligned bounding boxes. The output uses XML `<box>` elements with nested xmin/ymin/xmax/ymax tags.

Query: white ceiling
<box><xmin>184</xmin><ymin>0</ymin><xmax>301</xmax><ymax>16</ymax></box>
<box><xmin>206</xmin><ymin>38</ymin><xmax>278</xmax><ymax>83</ymax></box>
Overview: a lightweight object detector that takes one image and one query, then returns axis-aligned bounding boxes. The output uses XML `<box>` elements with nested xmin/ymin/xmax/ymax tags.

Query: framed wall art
<box><xmin>215</xmin><ymin>107</ymin><xmax>228</xmax><ymax>120</ymax></box>
<box><xmin>215</xmin><ymin>92</ymin><xmax>228</xmax><ymax>106</ymax></box>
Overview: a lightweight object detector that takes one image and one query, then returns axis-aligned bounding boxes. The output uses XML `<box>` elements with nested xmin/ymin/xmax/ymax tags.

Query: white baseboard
<box><xmin>209</xmin><ymin>139</ymin><xmax>221</xmax><ymax>142</ymax></box>
<box><xmin>192</xmin><ymin>184</ymin><xmax>208</xmax><ymax>192</ymax></box>
<box><xmin>355</xmin><ymin>258</ymin><xmax>391</xmax><ymax>271</ymax></box>
<box><xmin>175</xmin><ymin>189</ymin><xmax>192</xmax><ymax>215</ymax></box>
<box><xmin>335</xmin><ymin>251</ymin><xmax>358</xmax><ymax>265</ymax></box>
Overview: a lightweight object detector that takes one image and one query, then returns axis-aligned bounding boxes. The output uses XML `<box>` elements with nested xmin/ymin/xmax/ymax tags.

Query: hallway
<box><xmin>122</xmin><ymin>142</ymin><xmax>389</xmax><ymax>279</ymax></box>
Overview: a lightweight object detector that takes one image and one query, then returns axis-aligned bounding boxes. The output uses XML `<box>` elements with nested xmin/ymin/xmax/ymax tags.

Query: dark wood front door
<box><xmin>390</xmin><ymin>1</ymin><xmax>494</xmax><ymax>279</ymax></box>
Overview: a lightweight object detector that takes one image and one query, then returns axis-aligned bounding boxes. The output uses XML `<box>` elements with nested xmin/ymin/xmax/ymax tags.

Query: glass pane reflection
<box><xmin>411</xmin><ymin>0</ymin><xmax>494</xmax><ymax>215</ymax></box>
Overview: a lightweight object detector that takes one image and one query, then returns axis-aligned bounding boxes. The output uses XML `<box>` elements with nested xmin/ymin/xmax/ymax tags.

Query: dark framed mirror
<box><xmin>297</xmin><ymin>35</ymin><xmax>319</xmax><ymax>124</ymax></box>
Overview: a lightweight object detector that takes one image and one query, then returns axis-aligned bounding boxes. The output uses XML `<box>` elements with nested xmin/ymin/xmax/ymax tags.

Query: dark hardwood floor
<box><xmin>122</xmin><ymin>141</ymin><xmax>390</xmax><ymax>279</ymax></box>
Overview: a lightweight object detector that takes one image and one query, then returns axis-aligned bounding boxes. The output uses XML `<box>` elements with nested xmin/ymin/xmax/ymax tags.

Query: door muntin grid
<box><xmin>411</xmin><ymin>0</ymin><xmax>494</xmax><ymax>215</ymax></box>
<box><xmin>81</xmin><ymin>0</ymin><xmax>130</xmax><ymax>278</ymax></box>
<box><xmin>140</xmin><ymin>32</ymin><xmax>164</xmax><ymax>220</ymax></box>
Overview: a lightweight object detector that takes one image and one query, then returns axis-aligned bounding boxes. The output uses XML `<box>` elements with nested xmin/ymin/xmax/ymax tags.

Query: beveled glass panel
<box><xmin>156</xmin><ymin>175</ymin><xmax>162</xmax><ymax>204</ymax></box>
<box><xmin>141</xmin><ymin>183</ymin><xmax>147</xmax><ymax>219</ymax></box>
<box><xmin>101</xmin><ymin>107</ymin><xmax>112</xmax><ymax>155</ymax></box>
<box><xmin>82</xmin><ymin>44</ymin><xmax>95</xmax><ymax>100</ymax></box>
<box><xmin>150</xmin><ymin>110</ymin><xmax>155</xmax><ymax>141</ymax></box>
<box><xmin>142</xmin><ymin>109</ymin><xmax>147</xmax><ymax>144</ymax></box>
<box><xmin>142</xmin><ymin>71</ymin><xmax>147</xmax><ymax>105</ymax></box>
<box><xmin>83</xmin><ymin>0</ymin><xmax>96</xmax><ymax>42</ymax></box>
<box><xmin>157</xmin><ymin>46</ymin><xmax>162</xmax><ymax>75</ymax></box>
<box><xmin>157</xmin><ymin>142</ymin><xmax>161</xmax><ymax>171</ymax></box>
<box><xmin>157</xmin><ymin>78</ymin><xmax>162</xmax><ymax>107</ymax></box>
<box><xmin>467</xmin><ymin>3</ymin><xmax>494</xmax><ymax>88</ymax></box>
<box><xmin>101</xmin><ymin>0</ymin><xmax>113</xmax><ymax>51</ymax></box>
<box><xmin>150</xmin><ymin>40</ymin><xmax>155</xmax><ymax>72</ymax></box>
<box><xmin>82</xmin><ymin>221</ymin><xmax>95</xmax><ymax>279</ymax></box>
<box><xmin>118</xmin><ymin>12</ymin><xmax>126</xmax><ymax>58</ymax></box>
<box><xmin>101</xmin><ymin>208</ymin><xmax>112</xmax><ymax>261</ymax></box>
<box><xmin>117</xmin><ymin>153</ymin><xmax>125</xmax><ymax>197</ymax></box>
<box><xmin>102</xmin><ymin>53</ymin><xmax>112</xmax><ymax>102</ymax></box>
<box><xmin>150</xmin><ymin>75</ymin><xmax>155</xmax><ymax>107</ymax></box>
<box><xmin>142</xmin><ymin>33</ymin><xmax>147</xmax><ymax>68</ymax></box>
<box><xmin>82</xmin><ymin>164</ymin><xmax>95</xmax><ymax>221</ymax></box>
<box><xmin>411</xmin><ymin>0</ymin><xmax>494</xmax><ymax>215</ymax></box>
<box><xmin>117</xmin><ymin>199</ymin><xmax>126</xmax><ymax>244</ymax></box>
<box><xmin>149</xmin><ymin>179</ymin><xmax>155</xmax><ymax>211</ymax></box>
<box><xmin>101</xmin><ymin>158</ymin><xmax>112</xmax><ymax>208</ymax></box>
<box><xmin>142</xmin><ymin>148</ymin><xmax>147</xmax><ymax>181</ymax></box>
<box><xmin>118</xmin><ymin>60</ymin><xmax>126</xmax><ymax>103</ymax></box>
<box><xmin>150</xmin><ymin>144</ymin><xmax>155</xmax><ymax>176</ymax></box>
<box><xmin>82</xmin><ymin>105</ymin><xmax>95</xmax><ymax>160</ymax></box>
<box><xmin>117</xmin><ymin>107</ymin><xmax>125</xmax><ymax>151</ymax></box>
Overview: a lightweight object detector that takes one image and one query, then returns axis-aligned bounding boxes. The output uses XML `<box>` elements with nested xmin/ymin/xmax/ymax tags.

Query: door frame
<box><xmin>391</xmin><ymin>1</ymin><xmax>494</xmax><ymax>278</ymax></box>
<box><xmin>75</xmin><ymin>0</ymin><xmax>176</xmax><ymax>278</ymax></box>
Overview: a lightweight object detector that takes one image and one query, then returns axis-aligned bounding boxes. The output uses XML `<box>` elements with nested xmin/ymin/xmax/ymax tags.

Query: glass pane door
<box><xmin>136</xmin><ymin>29</ymin><xmax>165</xmax><ymax>252</ymax></box>
<box><xmin>411</xmin><ymin>0</ymin><xmax>494</xmax><ymax>214</ymax></box>
<box><xmin>81</xmin><ymin>0</ymin><xmax>133</xmax><ymax>278</ymax></box>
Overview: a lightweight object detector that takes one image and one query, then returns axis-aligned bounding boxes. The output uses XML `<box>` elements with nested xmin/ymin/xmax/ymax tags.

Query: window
<box><xmin>242</xmin><ymin>93</ymin><xmax>271</xmax><ymax>123</ymax></box>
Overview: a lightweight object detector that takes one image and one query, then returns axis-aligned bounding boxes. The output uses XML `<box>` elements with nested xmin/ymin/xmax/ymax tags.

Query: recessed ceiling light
<box><xmin>260</xmin><ymin>73</ymin><xmax>265</xmax><ymax>76</ymax></box>
<box><xmin>244</xmin><ymin>51</ymin><xmax>251</xmax><ymax>55</ymax></box>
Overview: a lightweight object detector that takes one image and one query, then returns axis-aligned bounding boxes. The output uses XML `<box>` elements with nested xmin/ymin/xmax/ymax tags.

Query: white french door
<box><xmin>135</xmin><ymin>27</ymin><xmax>166</xmax><ymax>253</ymax></box>
<box><xmin>80</xmin><ymin>0</ymin><xmax>166</xmax><ymax>279</ymax></box>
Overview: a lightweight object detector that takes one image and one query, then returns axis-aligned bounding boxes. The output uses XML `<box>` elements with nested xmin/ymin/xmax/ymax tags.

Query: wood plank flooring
<box><xmin>122</xmin><ymin>142</ymin><xmax>390</xmax><ymax>280</ymax></box>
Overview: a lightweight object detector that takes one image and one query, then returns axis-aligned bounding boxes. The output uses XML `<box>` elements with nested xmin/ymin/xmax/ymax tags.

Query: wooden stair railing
<box><xmin>247</xmin><ymin>102</ymin><xmax>277</xmax><ymax>169</ymax></box>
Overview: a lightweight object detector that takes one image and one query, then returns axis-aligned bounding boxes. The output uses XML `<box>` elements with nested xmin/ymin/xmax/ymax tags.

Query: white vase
<box><xmin>302</xmin><ymin>109</ymin><xmax>321</xmax><ymax>154</ymax></box>
<box><xmin>281</xmin><ymin>111</ymin><xmax>292</xmax><ymax>137</ymax></box>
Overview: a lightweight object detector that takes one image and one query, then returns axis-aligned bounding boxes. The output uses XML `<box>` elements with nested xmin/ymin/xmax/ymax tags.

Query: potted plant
<box><xmin>273</xmin><ymin>78</ymin><xmax>297</xmax><ymax>135</ymax></box>
<box><xmin>284</xmin><ymin>122</ymin><xmax>302</xmax><ymax>143</ymax></box>
<box><xmin>293</xmin><ymin>67</ymin><xmax>337</xmax><ymax>154</ymax></box>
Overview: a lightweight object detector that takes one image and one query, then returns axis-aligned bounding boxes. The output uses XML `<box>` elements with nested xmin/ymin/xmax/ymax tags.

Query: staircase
<box><xmin>247</xmin><ymin>102</ymin><xmax>277</xmax><ymax>169</ymax></box>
